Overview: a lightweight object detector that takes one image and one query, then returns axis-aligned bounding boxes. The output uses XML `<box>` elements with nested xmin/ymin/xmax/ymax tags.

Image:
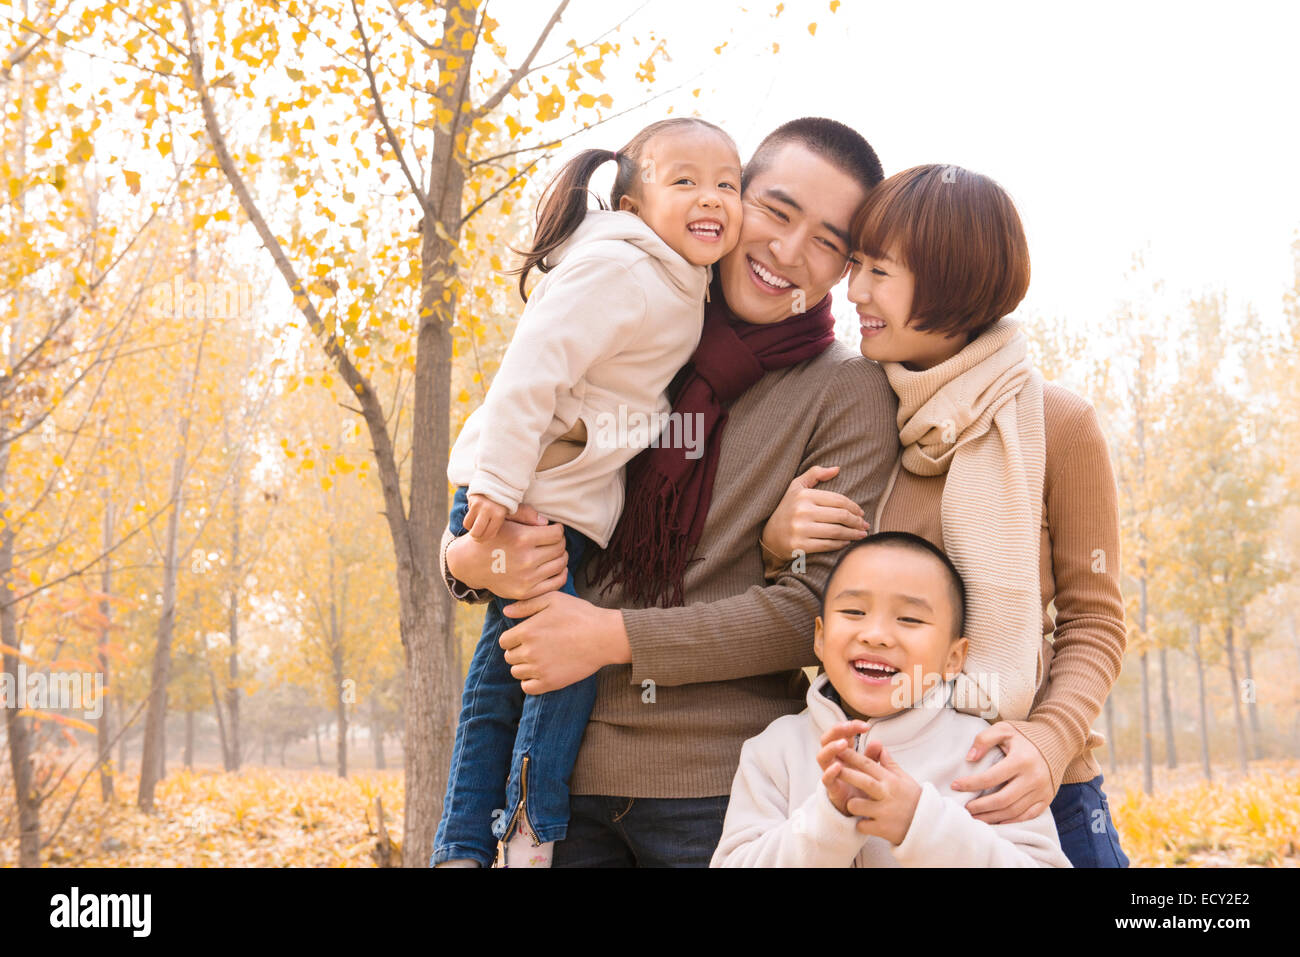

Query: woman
<box><xmin>758</xmin><ymin>164</ymin><xmax>1130</xmax><ymax>867</ymax></box>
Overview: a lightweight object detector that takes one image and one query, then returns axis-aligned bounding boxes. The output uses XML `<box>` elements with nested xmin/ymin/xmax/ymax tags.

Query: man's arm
<box><xmin>623</xmin><ymin>356</ymin><xmax>898</xmax><ymax>687</ymax></box>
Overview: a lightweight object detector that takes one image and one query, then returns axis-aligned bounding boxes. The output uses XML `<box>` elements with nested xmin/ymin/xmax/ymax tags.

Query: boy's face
<box><xmin>718</xmin><ymin>142</ymin><xmax>866</xmax><ymax>325</ymax></box>
<box><xmin>618</xmin><ymin>127</ymin><xmax>743</xmax><ymax>267</ymax></box>
<box><xmin>814</xmin><ymin>545</ymin><xmax>968</xmax><ymax>720</ymax></box>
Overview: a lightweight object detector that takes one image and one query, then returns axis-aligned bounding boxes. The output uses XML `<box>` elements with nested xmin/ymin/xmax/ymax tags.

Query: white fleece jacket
<box><xmin>710</xmin><ymin>673</ymin><xmax>1072</xmax><ymax>868</ymax></box>
<box><xmin>447</xmin><ymin>209</ymin><xmax>708</xmax><ymax>548</ymax></box>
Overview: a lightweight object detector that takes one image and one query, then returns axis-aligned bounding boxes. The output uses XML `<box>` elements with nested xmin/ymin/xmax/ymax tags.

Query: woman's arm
<box><xmin>956</xmin><ymin>392</ymin><xmax>1127</xmax><ymax>818</ymax></box>
<box><xmin>1006</xmin><ymin>395</ymin><xmax>1127</xmax><ymax>792</ymax></box>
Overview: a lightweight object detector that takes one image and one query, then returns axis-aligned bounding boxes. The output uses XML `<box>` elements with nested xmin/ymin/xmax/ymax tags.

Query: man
<box><xmin>442</xmin><ymin>117</ymin><xmax>899</xmax><ymax>866</ymax></box>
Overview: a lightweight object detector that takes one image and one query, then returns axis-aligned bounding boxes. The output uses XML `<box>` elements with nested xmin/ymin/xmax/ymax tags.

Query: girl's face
<box><xmin>618</xmin><ymin>128</ymin><xmax>743</xmax><ymax>267</ymax></box>
<box><xmin>847</xmin><ymin>245</ymin><xmax>969</xmax><ymax>371</ymax></box>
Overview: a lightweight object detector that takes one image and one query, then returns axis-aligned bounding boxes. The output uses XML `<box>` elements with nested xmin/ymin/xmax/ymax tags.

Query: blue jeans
<box><xmin>1051</xmin><ymin>774</ymin><xmax>1130</xmax><ymax>867</ymax></box>
<box><xmin>431</xmin><ymin>486</ymin><xmax>597</xmax><ymax>867</ymax></box>
<box><xmin>551</xmin><ymin>795</ymin><xmax>731</xmax><ymax>867</ymax></box>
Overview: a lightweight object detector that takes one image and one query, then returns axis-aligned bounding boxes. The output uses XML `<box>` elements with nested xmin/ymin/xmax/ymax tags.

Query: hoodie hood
<box><xmin>543</xmin><ymin>208</ymin><xmax>707</xmax><ymax>298</ymax></box>
<box><xmin>807</xmin><ymin>671</ymin><xmax>956</xmax><ymax>751</ymax></box>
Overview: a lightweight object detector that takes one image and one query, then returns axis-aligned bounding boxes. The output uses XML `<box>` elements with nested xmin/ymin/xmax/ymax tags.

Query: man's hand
<box><xmin>950</xmin><ymin>721</ymin><xmax>1054</xmax><ymax>824</ymax></box>
<box><xmin>842</xmin><ymin>741</ymin><xmax>922</xmax><ymax>846</ymax></box>
<box><xmin>815</xmin><ymin>720</ymin><xmax>872</xmax><ymax>815</ymax></box>
<box><xmin>465</xmin><ymin>493</ymin><xmax>508</xmax><ymax>540</ymax></box>
<box><xmin>445</xmin><ymin>504</ymin><xmax>569</xmax><ymax>600</ymax></box>
<box><xmin>498</xmin><ymin>591</ymin><xmax>632</xmax><ymax>694</ymax></box>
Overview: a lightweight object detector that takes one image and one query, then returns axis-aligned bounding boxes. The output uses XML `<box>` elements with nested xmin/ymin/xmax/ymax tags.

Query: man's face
<box><xmin>718</xmin><ymin>142</ymin><xmax>868</xmax><ymax>325</ymax></box>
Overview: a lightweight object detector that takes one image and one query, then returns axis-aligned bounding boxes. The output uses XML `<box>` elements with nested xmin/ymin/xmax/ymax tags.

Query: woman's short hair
<box><xmin>851</xmin><ymin>164</ymin><xmax>1030</xmax><ymax>340</ymax></box>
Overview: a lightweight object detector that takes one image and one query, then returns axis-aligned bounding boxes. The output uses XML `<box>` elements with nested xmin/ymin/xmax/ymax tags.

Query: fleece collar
<box><xmin>544</xmin><ymin>208</ymin><xmax>706</xmax><ymax>298</ymax></box>
<box><xmin>807</xmin><ymin>671</ymin><xmax>956</xmax><ymax>750</ymax></box>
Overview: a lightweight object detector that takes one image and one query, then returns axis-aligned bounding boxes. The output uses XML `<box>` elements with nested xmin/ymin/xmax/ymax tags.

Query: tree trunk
<box><xmin>1159</xmin><ymin>646</ymin><xmax>1176</xmax><ymax>768</ymax></box>
<box><xmin>371</xmin><ymin>697</ymin><xmax>386</xmax><ymax>771</ymax></box>
<box><xmin>2</xmin><ymin>518</ymin><xmax>40</xmax><ymax>866</ymax></box>
<box><xmin>118</xmin><ymin>719</ymin><xmax>129</xmax><ymax>779</ymax></box>
<box><xmin>158</xmin><ymin>707</ymin><xmax>166</xmax><ymax>782</ymax></box>
<box><xmin>1223</xmin><ymin>623</ymin><xmax>1250</xmax><ymax>775</ymax></box>
<box><xmin>208</xmin><ymin>663</ymin><xmax>229</xmax><ymax>769</ymax></box>
<box><xmin>1138</xmin><ymin>558</ymin><xmax>1152</xmax><ymax>792</ymax></box>
<box><xmin>183</xmin><ymin>710</ymin><xmax>194</xmax><ymax>768</ymax></box>
<box><xmin>1192</xmin><ymin>624</ymin><xmax>1211</xmax><ymax>781</ymax></box>
<box><xmin>1240</xmin><ymin>616</ymin><xmax>1261</xmax><ymax>759</ymax></box>
<box><xmin>98</xmin><ymin>478</ymin><xmax>115</xmax><ymax>802</ymax></box>
<box><xmin>1139</xmin><ymin>652</ymin><xmax>1153</xmax><ymax>793</ymax></box>
<box><xmin>138</xmin><ymin>346</ymin><xmax>199</xmax><ymax>810</ymax></box>
<box><xmin>226</xmin><ymin>464</ymin><xmax>242</xmax><ymax>771</ymax></box>
<box><xmin>261</xmin><ymin>732</ymin><xmax>269</xmax><ymax>766</ymax></box>
<box><xmin>315</xmin><ymin>725</ymin><xmax>323</xmax><ymax>767</ymax></box>
<box><xmin>329</xmin><ymin>540</ymin><xmax>348</xmax><ymax>779</ymax></box>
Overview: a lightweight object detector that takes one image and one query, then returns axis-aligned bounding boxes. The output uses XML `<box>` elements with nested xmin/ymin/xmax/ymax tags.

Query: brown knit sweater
<box><xmin>874</xmin><ymin>382</ymin><xmax>1127</xmax><ymax>789</ymax></box>
<box><xmin>440</xmin><ymin>340</ymin><xmax>900</xmax><ymax>797</ymax></box>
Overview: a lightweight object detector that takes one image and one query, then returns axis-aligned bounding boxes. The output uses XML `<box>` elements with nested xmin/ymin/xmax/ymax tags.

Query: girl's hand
<box><xmin>950</xmin><ymin>722</ymin><xmax>1055</xmax><ymax>824</ymax></box>
<box><xmin>465</xmin><ymin>494</ymin><xmax>509</xmax><ymax>540</ymax></box>
<box><xmin>760</xmin><ymin>465</ymin><xmax>870</xmax><ymax>567</ymax></box>
<box><xmin>446</xmin><ymin>505</ymin><xmax>570</xmax><ymax>600</ymax></box>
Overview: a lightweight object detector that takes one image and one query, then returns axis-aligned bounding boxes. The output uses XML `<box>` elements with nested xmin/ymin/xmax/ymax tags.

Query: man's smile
<box><xmin>747</xmin><ymin>254</ymin><xmax>794</xmax><ymax>292</ymax></box>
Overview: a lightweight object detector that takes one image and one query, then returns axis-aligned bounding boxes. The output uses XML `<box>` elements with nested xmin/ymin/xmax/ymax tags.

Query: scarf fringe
<box><xmin>594</xmin><ymin>468</ymin><xmax>693</xmax><ymax>608</ymax></box>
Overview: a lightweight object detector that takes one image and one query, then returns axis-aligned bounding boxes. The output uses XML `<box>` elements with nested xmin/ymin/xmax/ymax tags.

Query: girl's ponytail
<box><xmin>513</xmin><ymin>149</ymin><xmax>621</xmax><ymax>300</ymax></box>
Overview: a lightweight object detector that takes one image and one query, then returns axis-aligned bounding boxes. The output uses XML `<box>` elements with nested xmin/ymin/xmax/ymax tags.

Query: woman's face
<box><xmin>847</xmin><ymin>246</ymin><xmax>967</xmax><ymax>371</ymax></box>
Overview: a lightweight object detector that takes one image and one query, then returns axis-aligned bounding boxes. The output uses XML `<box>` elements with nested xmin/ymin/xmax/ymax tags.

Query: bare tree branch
<box><xmin>352</xmin><ymin>0</ymin><xmax>431</xmax><ymax>216</ymax></box>
<box><xmin>459</xmin><ymin>155</ymin><xmax>542</xmax><ymax>228</ymax></box>
<box><xmin>471</xmin><ymin>0</ymin><xmax>569</xmax><ymax>120</ymax></box>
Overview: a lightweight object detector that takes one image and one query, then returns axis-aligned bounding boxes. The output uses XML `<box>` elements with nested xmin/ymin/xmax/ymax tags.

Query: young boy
<box><xmin>710</xmin><ymin>532</ymin><xmax>1071</xmax><ymax>867</ymax></box>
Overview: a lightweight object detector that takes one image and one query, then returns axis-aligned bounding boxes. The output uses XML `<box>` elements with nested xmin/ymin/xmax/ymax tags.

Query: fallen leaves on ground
<box><xmin>1</xmin><ymin>763</ymin><xmax>404</xmax><ymax>867</ymax></box>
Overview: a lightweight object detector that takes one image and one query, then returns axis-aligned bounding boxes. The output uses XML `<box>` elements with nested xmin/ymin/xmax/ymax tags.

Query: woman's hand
<box><xmin>950</xmin><ymin>722</ymin><xmax>1055</xmax><ymax>824</ymax></box>
<box><xmin>760</xmin><ymin>464</ymin><xmax>870</xmax><ymax>565</ymax></box>
<box><xmin>445</xmin><ymin>504</ymin><xmax>570</xmax><ymax>600</ymax></box>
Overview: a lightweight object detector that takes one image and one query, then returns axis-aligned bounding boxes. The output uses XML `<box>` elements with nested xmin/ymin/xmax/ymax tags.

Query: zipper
<box><xmin>501</xmin><ymin>755</ymin><xmax>537</xmax><ymax>846</ymax></box>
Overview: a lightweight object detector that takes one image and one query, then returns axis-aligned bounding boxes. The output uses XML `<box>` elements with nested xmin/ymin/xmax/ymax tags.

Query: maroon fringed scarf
<box><xmin>590</xmin><ymin>276</ymin><xmax>838</xmax><ymax>608</ymax></box>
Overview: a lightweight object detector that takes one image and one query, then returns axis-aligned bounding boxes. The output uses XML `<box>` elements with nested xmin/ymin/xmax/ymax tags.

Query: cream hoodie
<box><xmin>710</xmin><ymin>673</ymin><xmax>1072</xmax><ymax>867</ymax></box>
<box><xmin>447</xmin><ymin>209</ymin><xmax>709</xmax><ymax>548</ymax></box>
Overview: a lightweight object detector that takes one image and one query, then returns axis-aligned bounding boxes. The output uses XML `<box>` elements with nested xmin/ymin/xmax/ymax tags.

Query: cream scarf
<box><xmin>876</xmin><ymin>318</ymin><xmax>1046</xmax><ymax>722</ymax></box>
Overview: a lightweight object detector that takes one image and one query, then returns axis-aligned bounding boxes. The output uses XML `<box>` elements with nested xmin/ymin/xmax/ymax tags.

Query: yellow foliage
<box><xmin>1112</xmin><ymin>763</ymin><xmax>1300</xmax><ymax>866</ymax></box>
<box><xmin>1</xmin><ymin>767</ymin><xmax>406</xmax><ymax>867</ymax></box>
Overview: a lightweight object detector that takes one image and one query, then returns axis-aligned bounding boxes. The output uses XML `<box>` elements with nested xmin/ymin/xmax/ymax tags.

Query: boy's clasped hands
<box><xmin>818</xmin><ymin>720</ymin><xmax>922</xmax><ymax>847</ymax></box>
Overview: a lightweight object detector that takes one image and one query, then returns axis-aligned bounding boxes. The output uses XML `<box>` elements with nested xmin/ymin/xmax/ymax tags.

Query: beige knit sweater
<box><xmin>440</xmin><ymin>340</ymin><xmax>901</xmax><ymax>797</ymax></box>
<box><xmin>874</xmin><ymin>382</ymin><xmax>1127</xmax><ymax>789</ymax></box>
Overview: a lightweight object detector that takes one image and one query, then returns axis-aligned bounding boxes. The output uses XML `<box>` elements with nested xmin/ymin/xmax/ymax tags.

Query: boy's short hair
<box><xmin>742</xmin><ymin>117</ymin><xmax>884</xmax><ymax>195</ymax></box>
<box><xmin>851</xmin><ymin>163</ymin><xmax>1030</xmax><ymax>341</ymax></box>
<box><xmin>819</xmin><ymin>532</ymin><xmax>966</xmax><ymax>640</ymax></box>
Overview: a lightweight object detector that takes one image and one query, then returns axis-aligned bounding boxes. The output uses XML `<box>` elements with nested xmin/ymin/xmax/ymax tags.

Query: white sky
<box><xmin>496</xmin><ymin>0</ymin><xmax>1300</xmax><ymax>343</ymax></box>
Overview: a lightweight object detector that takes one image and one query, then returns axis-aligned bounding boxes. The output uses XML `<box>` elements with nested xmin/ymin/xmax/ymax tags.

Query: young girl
<box><xmin>758</xmin><ymin>164</ymin><xmax>1131</xmax><ymax>867</ymax></box>
<box><xmin>433</xmin><ymin>118</ymin><xmax>743</xmax><ymax>868</ymax></box>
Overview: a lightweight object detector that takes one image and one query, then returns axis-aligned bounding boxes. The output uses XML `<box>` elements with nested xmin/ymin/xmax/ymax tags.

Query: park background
<box><xmin>0</xmin><ymin>0</ymin><xmax>1297</xmax><ymax>867</ymax></box>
